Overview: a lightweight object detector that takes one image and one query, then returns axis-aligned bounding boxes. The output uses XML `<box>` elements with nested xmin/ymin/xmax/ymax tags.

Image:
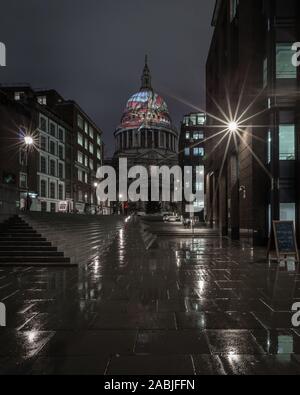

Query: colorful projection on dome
<box><xmin>120</xmin><ymin>90</ymin><xmax>171</xmax><ymax>129</ymax></box>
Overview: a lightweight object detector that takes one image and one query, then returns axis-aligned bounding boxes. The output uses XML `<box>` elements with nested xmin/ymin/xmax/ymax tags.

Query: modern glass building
<box><xmin>205</xmin><ymin>0</ymin><xmax>300</xmax><ymax>245</ymax></box>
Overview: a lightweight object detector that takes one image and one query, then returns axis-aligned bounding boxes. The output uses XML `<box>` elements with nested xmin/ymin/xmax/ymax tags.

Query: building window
<box><xmin>41</xmin><ymin>201</ymin><xmax>47</xmax><ymax>212</ymax></box>
<box><xmin>58</xmin><ymin>163</ymin><xmax>64</xmax><ymax>179</ymax></box>
<box><xmin>193</xmin><ymin>147</ymin><xmax>205</xmax><ymax>156</ymax></box>
<box><xmin>276</xmin><ymin>44</ymin><xmax>297</xmax><ymax>79</ymax></box>
<box><xmin>77</xmin><ymin>114</ymin><xmax>84</xmax><ymax>130</ymax></box>
<box><xmin>185</xmin><ymin>132</ymin><xmax>190</xmax><ymax>140</ymax></box>
<box><xmin>89</xmin><ymin>159</ymin><xmax>94</xmax><ymax>170</ymax></box>
<box><xmin>197</xmin><ymin>114</ymin><xmax>206</xmax><ymax>125</ymax></box>
<box><xmin>97</xmin><ymin>134</ymin><xmax>101</xmax><ymax>146</ymax></box>
<box><xmin>40</xmin><ymin>180</ymin><xmax>47</xmax><ymax>198</ymax></box>
<box><xmin>279</xmin><ymin>125</ymin><xmax>295</xmax><ymax>160</ymax></box>
<box><xmin>40</xmin><ymin>136</ymin><xmax>46</xmax><ymax>151</ymax></box>
<box><xmin>58</xmin><ymin>184</ymin><xmax>63</xmax><ymax>201</ymax></box>
<box><xmin>78</xmin><ymin>151</ymin><xmax>83</xmax><ymax>164</ymax></box>
<box><xmin>50</xmin><ymin>183</ymin><xmax>55</xmax><ymax>199</ymax></box>
<box><xmin>78</xmin><ymin>133</ymin><xmax>83</xmax><ymax>146</ymax></box>
<box><xmin>19</xmin><ymin>173</ymin><xmax>27</xmax><ymax>189</ymax></box>
<box><xmin>50</xmin><ymin>141</ymin><xmax>56</xmax><ymax>155</ymax></box>
<box><xmin>193</xmin><ymin>132</ymin><xmax>204</xmax><ymax>140</ymax></box>
<box><xmin>14</xmin><ymin>92</ymin><xmax>24</xmax><ymax>101</ymax></box>
<box><xmin>58</xmin><ymin>145</ymin><xmax>64</xmax><ymax>160</ymax></box>
<box><xmin>267</xmin><ymin>130</ymin><xmax>272</xmax><ymax>164</ymax></box>
<box><xmin>40</xmin><ymin>117</ymin><xmax>47</xmax><ymax>132</ymax></box>
<box><xmin>58</xmin><ymin>128</ymin><xmax>64</xmax><ymax>142</ymax></box>
<box><xmin>263</xmin><ymin>57</ymin><xmax>268</xmax><ymax>88</ymax></box>
<box><xmin>40</xmin><ymin>156</ymin><xmax>47</xmax><ymax>173</ymax></box>
<box><xmin>84</xmin><ymin>155</ymin><xmax>88</xmax><ymax>167</ymax></box>
<box><xmin>50</xmin><ymin>123</ymin><xmax>56</xmax><ymax>137</ymax></box>
<box><xmin>89</xmin><ymin>143</ymin><xmax>94</xmax><ymax>154</ymax></box>
<box><xmin>230</xmin><ymin>0</ymin><xmax>239</xmax><ymax>21</ymax></box>
<box><xmin>97</xmin><ymin>148</ymin><xmax>101</xmax><ymax>160</ymax></box>
<box><xmin>184</xmin><ymin>148</ymin><xmax>190</xmax><ymax>156</ymax></box>
<box><xmin>78</xmin><ymin>169</ymin><xmax>83</xmax><ymax>182</ymax></box>
<box><xmin>89</xmin><ymin>126</ymin><xmax>94</xmax><ymax>139</ymax></box>
<box><xmin>38</xmin><ymin>96</ymin><xmax>47</xmax><ymax>105</ymax></box>
<box><xmin>280</xmin><ymin>203</ymin><xmax>296</xmax><ymax>223</ymax></box>
<box><xmin>50</xmin><ymin>160</ymin><xmax>56</xmax><ymax>176</ymax></box>
<box><xmin>84</xmin><ymin>122</ymin><xmax>89</xmax><ymax>135</ymax></box>
<box><xmin>78</xmin><ymin>190</ymin><xmax>83</xmax><ymax>202</ymax></box>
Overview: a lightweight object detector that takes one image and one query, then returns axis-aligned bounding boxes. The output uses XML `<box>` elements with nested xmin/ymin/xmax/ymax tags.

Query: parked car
<box><xmin>137</xmin><ymin>211</ymin><xmax>146</xmax><ymax>217</ymax></box>
<box><xmin>167</xmin><ymin>215</ymin><xmax>181</xmax><ymax>223</ymax></box>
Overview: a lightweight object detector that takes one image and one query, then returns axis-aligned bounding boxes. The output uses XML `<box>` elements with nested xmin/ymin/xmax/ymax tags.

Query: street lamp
<box><xmin>24</xmin><ymin>135</ymin><xmax>34</xmax><ymax>211</ymax></box>
<box><xmin>228</xmin><ymin>121</ymin><xmax>238</xmax><ymax>133</ymax></box>
<box><xmin>24</xmin><ymin>136</ymin><xmax>34</xmax><ymax>146</ymax></box>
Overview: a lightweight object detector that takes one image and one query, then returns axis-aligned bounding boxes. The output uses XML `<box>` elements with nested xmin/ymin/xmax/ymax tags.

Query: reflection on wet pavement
<box><xmin>0</xmin><ymin>217</ymin><xmax>300</xmax><ymax>375</ymax></box>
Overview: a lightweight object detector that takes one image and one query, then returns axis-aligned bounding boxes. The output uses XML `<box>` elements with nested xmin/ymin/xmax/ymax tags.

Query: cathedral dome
<box><xmin>118</xmin><ymin>56</ymin><xmax>172</xmax><ymax>130</ymax></box>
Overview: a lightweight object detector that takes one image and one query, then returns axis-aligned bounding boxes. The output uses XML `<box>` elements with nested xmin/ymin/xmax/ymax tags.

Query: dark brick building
<box><xmin>0</xmin><ymin>86</ymin><xmax>103</xmax><ymax>214</ymax></box>
<box><xmin>205</xmin><ymin>0</ymin><xmax>300</xmax><ymax>245</ymax></box>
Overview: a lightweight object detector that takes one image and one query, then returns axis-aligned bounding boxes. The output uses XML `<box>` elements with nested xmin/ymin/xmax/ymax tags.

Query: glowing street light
<box><xmin>228</xmin><ymin>121</ymin><xmax>238</xmax><ymax>133</ymax></box>
<box><xmin>24</xmin><ymin>136</ymin><xmax>34</xmax><ymax>146</ymax></box>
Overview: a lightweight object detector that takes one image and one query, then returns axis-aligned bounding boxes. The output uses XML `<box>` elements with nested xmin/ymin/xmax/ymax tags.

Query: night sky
<box><xmin>0</xmin><ymin>0</ymin><xmax>215</xmax><ymax>155</ymax></box>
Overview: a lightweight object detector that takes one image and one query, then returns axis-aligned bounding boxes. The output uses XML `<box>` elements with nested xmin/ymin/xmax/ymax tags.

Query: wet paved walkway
<box><xmin>0</xmin><ymin>217</ymin><xmax>300</xmax><ymax>375</ymax></box>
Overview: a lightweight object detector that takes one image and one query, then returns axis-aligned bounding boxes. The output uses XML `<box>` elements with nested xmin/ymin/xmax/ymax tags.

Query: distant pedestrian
<box><xmin>26</xmin><ymin>195</ymin><xmax>32</xmax><ymax>212</ymax></box>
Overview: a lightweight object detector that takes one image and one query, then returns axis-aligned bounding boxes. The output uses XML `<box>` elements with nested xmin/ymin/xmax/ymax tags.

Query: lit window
<box><xmin>38</xmin><ymin>96</ymin><xmax>47</xmax><ymax>105</ymax></box>
<box><xmin>184</xmin><ymin>148</ymin><xmax>190</xmax><ymax>156</ymax></box>
<box><xmin>84</xmin><ymin>122</ymin><xmax>89</xmax><ymax>134</ymax></box>
<box><xmin>193</xmin><ymin>132</ymin><xmax>204</xmax><ymax>140</ymax></box>
<box><xmin>276</xmin><ymin>44</ymin><xmax>297</xmax><ymax>79</ymax></box>
<box><xmin>97</xmin><ymin>149</ymin><xmax>101</xmax><ymax>160</ymax></box>
<box><xmin>78</xmin><ymin>133</ymin><xmax>83</xmax><ymax>146</ymax></box>
<box><xmin>267</xmin><ymin>130</ymin><xmax>272</xmax><ymax>164</ymax></box>
<box><xmin>186</xmin><ymin>132</ymin><xmax>190</xmax><ymax>140</ymax></box>
<box><xmin>279</xmin><ymin>125</ymin><xmax>295</xmax><ymax>160</ymax></box>
<box><xmin>263</xmin><ymin>58</ymin><xmax>268</xmax><ymax>88</ymax></box>
<box><xmin>78</xmin><ymin>151</ymin><xmax>83</xmax><ymax>164</ymax></box>
<box><xmin>193</xmin><ymin>148</ymin><xmax>204</xmax><ymax>156</ymax></box>
<box><xmin>15</xmin><ymin>92</ymin><xmax>24</xmax><ymax>101</ymax></box>
<box><xmin>280</xmin><ymin>203</ymin><xmax>296</xmax><ymax>223</ymax></box>
<box><xmin>77</xmin><ymin>115</ymin><xmax>84</xmax><ymax>129</ymax></box>
<box><xmin>19</xmin><ymin>173</ymin><xmax>27</xmax><ymax>189</ymax></box>
<box><xmin>97</xmin><ymin>134</ymin><xmax>102</xmax><ymax>146</ymax></box>
<box><xmin>230</xmin><ymin>0</ymin><xmax>239</xmax><ymax>21</ymax></box>
<box><xmin>89</xmin><ymin>143</ymin><xmax>94</xmax><ymax>154</ymax></box>
<box><xmin>197</xmin><ymin>114</ymin><xmax>206</xmax><ymax>125</ymax></box>
<box><xmin>89</xmin><ymin>126</ymin><xmax>94</xmax><ymax>139</ymax></box>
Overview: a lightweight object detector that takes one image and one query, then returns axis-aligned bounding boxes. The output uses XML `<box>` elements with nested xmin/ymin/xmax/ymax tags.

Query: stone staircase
<box><xmin>0</xmin><ymin>215</ymin><xmax>71</xmax><ymax>266</ymax></box>
<box><xmin>20</xmin><ymin>212</ymin><xmax>124</xmax><ymax>265</ymax></box>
